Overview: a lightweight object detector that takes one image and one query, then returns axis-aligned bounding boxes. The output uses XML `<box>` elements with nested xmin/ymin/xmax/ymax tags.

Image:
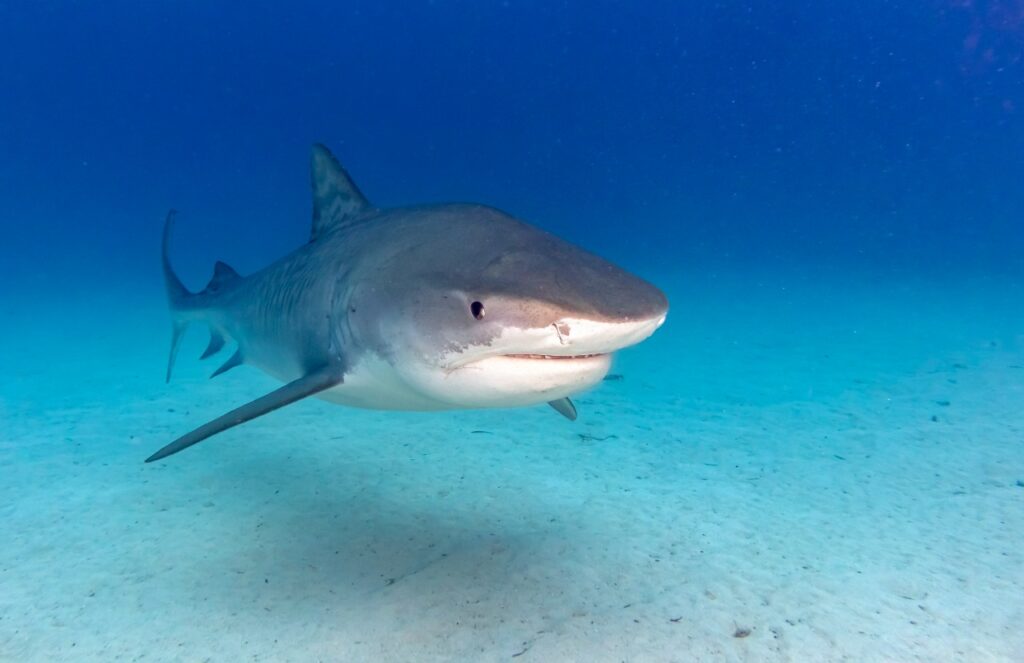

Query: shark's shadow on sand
<box><xmin>146</xmin><ymin>437</ymin><xmax>588</xmax><ymax>615</ymax></box>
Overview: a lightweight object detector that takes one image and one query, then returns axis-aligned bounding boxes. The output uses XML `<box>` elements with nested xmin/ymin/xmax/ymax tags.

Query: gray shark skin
<box><xmin>147</xmin><ymin>145</ymin><xmax>668</xmax><ymax>462</ymax></box>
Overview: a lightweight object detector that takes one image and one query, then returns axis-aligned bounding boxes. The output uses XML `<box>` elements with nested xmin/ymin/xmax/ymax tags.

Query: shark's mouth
<box><xmin>443</xmin><ymin>351</ymin><xmax>610</xmax><ymax>374</ymax></box>
<box><xmin>503</xmin><ymin>353</ymin><xmax>607</xmax><ymax>360</ymax></box>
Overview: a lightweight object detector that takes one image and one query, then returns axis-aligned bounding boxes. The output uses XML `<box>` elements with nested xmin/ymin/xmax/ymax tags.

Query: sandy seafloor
<box><xmin>1</xmin><ymin>268</ymin><xmax>1022</xmax><ymax>662</ymax></box>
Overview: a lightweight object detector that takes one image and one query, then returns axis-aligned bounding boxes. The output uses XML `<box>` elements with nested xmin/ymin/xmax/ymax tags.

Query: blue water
<box><xmin>2</xmin><ymin>2</ymin><xmax>1022</xmax><ymax>661</ymax></box>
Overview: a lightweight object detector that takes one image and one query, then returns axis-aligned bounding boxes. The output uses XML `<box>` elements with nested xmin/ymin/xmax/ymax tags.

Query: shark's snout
<box><xmin>532</xmin><ymin>312</ymin><xmax>668</xmax><ymax>357</ymax></box>
<box><xmin>480</xmin><ymin>239</ymin><xmax>669</xmax><ymax>325</ymax></box>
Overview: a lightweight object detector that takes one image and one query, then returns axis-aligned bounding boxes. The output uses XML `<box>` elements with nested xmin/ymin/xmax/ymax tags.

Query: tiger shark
<box><xmin>147</xmin><ymin>145</ymin><xmax>668</xmax><ymax>462</ymax></box>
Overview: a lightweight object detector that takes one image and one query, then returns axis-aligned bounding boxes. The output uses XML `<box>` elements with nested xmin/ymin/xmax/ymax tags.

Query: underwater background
<box><xmin>1</xmin><ymin>1</ymin><xmax>1022</xmax><ymax>661</ymax></box>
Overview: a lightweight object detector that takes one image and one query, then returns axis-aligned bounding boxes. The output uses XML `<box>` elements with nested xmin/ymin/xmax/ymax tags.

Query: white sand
<box><xmin>1</xmin><ymin>273</ymin><xmax>1022</xmax><ymax>662</ymax></box>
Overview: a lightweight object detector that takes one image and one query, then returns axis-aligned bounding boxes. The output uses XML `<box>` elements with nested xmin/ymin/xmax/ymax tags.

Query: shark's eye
<box><xmin>470</xmin><ymin>301</ymin><xmax>485</xmax><ymax>320</ymax></box>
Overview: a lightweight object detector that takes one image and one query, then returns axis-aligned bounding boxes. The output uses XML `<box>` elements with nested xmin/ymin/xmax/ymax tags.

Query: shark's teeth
<box><xmin>504</xmin><ymin>353</ymin><xmax>605</xmax><ymax>360</ymax></box>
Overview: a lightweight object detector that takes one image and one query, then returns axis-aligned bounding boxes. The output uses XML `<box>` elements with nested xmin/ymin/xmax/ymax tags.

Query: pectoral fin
<box><xmin>146</xmin><ymin>365</ymin><xmax>344</xmax><ymax>463</ymax></box>
<box><xmin>548</xmin><ymin>397</ymin><xmax>577</xmax><ymax>421</ymax></box>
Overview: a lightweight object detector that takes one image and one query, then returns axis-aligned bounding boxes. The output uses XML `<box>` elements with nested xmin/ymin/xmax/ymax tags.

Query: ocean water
<box><xmin>1</xmin><ymin>2</ymin><xmax>1022</xmax><ymax>661</ymax></box>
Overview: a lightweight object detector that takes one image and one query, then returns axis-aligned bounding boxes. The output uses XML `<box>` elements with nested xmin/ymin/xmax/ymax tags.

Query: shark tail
<box><xmin>162</xmin><ymin>210</ymin><xmax>193</xmax><ymax>383</ymax></box>
<box><xmin>162</xmin><ymin>210</ymin><xmax>191</xmax><ymax>311</ymax></box>
<box><xmin>162</xmin><ymin>210</ymin><xmax>243</xmax><ymax>383</ymax></box>
<box><xmin>163</xmin><ymin>210</ymin><xmax>243</xmax><ymax>381</ymax></box>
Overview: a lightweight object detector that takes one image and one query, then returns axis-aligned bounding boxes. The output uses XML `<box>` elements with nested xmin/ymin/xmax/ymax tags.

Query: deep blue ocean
<box><xmin>2</xmin><ymin>2</ymin><xmax>1022</xmax><ymax>661</ymax></box>
<box><xmin>3</xmin><ymin>1</ymin><xmax>1021</xmax><ymax>288</ymax></box>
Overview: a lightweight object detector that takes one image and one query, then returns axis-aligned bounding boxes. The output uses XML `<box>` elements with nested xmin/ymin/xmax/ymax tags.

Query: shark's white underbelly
<box><xmin>317</xmin><ymin>353</ymin><xmax>448</xmax><ymax>411</ymax></box>
<box><xmin>314</xmin><ymin>350</ymin><xmax>611</xmax><ymax>411</ymax></box>
<box><xmin>252</xmin><ymin>349</ymin><xmax>612</xmax><ymax>412</ymax></box>
<box><xmin>244</xmin><ymin>350</ymin><xmax>434</xmax><ymax>411</ymax></box>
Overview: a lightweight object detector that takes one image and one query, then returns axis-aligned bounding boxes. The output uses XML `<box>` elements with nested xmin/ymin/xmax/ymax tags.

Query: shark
<box><xmin>147</xmin><ymin>145</ymin><xmax>668</xmax><ymax>462</ymax></box>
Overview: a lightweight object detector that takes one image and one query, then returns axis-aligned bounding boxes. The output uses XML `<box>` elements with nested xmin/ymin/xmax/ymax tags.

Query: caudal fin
<box><xmin>162</xmin><ymin>210</ymin><xmax>244</xmax><ymax>382</ymax></box>
<box><xmin>162</xmin><ymin>211</ymin><xmax>190</xmax><ymax>308</ymax></box>
<box><xmin>163</xmin><ymin>210</ymin><xmax>192</xmax><ymax>382</ymax></box>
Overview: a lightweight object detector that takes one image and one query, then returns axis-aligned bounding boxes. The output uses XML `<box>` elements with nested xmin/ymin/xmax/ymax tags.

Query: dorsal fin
<box><xmin>204</xmin><ymin>260</ymin><xmax>240</xmax><ymax>293</ymax></box>
<box><xmin>310</xmin><ymin>143</ymin><xmax>371</xmax><ymax>241</ymax></box>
